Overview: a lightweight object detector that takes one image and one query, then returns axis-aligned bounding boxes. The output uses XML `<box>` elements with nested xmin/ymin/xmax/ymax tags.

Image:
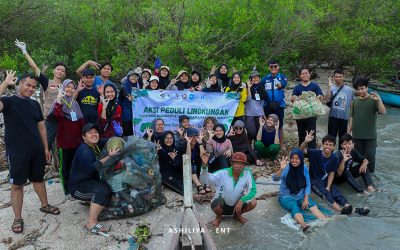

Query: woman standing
<box><xmin>225</xmin><ymin>72</ymin><xmax>247</xmax><ymax>123</ymax></box>
<box><xmin>118</xmin><ymin>70</ymin><xmax>140</xmax><ymax>136</ymax></box>
<box><xmin>98</xmin><ymin>83</ymin><xmax>122</xmax><ymax>138</ymax></box>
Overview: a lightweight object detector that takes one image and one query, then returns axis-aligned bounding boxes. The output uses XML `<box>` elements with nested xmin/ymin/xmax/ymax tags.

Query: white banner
<box><xmin>132</xmin><ymin>90</ymin><xmax>240</xmax><ymax>135</ymax></box>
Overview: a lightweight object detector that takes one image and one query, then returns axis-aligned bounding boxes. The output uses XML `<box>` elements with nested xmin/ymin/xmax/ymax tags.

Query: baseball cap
<box><xmin>82</xmin><ymin>123</ymin><xmax>99</xmax><ymax>135</ymax></box>
<box><xmin>82</xmin><ymin>68</ymin><xmax>95</xmax><ymax>76</ymax></box>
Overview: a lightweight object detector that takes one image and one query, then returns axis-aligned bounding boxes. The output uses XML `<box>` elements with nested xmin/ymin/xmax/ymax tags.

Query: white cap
<box><xmin>149</xmin><ymin>75</ymin><xmax>159</xmax><ymax>82</ymax></box>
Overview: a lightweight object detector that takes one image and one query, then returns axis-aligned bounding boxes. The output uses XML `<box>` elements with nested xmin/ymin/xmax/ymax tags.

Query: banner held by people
<box><xmin>132</xmin><ymin>90</ymin><xmax>240</xmax><ymax>135</ymax></box>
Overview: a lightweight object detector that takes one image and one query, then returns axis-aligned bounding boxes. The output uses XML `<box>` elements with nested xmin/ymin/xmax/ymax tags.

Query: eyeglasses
<box><xmin>269</xmin><ymin>65</ymin><xmax>278</xmax><ymax>69</ymax></box>
<box><xmin>233</xmin><ymin>127</ymin><xmax>243</xmax><ymax>131</ymax></box>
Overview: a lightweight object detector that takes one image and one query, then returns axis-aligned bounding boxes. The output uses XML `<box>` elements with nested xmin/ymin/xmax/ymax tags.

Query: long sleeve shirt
<box><xmin>272</xmin><ymin>165</ymin><xmax>311</xmax><ymax>200</ymax></box>
<box><xmin>200</xmin><ymin>166</ymin><xmax>256</xmax><ymax>206</ymax></box>
<box><xmin>206</xmin><ymin>139</ymin><xmax>233</xmax><ymax>158</ymax></box>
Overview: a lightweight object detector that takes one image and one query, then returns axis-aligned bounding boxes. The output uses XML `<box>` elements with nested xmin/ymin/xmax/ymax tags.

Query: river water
<box><xmin>209</xmin><ymin>106</ymin><xmax>400</xmax><ymax>249</ymax></box>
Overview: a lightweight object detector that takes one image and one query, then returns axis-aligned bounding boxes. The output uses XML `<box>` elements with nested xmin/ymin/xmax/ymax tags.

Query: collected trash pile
<box><xmin>292</xmin><ymin>91</ymin><xmax>327</xmax><ymax>119</ymax></box>
<box><xmin>96</xmin><ymin>136</ymin><xmax>166</xmax><ymax>220</ymax></box>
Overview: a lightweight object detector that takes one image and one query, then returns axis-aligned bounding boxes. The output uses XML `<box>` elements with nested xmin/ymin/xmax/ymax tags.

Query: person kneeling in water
<box><xmin>200</xmin><ymin>152</ymin><xmax>257</xmax><ymax>227</ymax></box>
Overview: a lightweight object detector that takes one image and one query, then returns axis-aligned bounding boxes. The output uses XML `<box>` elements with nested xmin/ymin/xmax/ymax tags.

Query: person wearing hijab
<box><xmin>245</xmin><ymin>70</ymin><xmax>267</xmax><ymax>144</ymax></box>
<box><xmin>166</xmin><ymin>70</ymin><xmax>193</xmax><ymax>91</ymax></box>
<box><xmin>272</xmin><ymin>149</ymin><xmax>328</xmax><ymax>233</ymax></box>
<box><xmin>144</xmin><ymin>118</ymin><xmax>165</xmax><ymax>142</ymax></box>
<box><xmin>202</xmin><ymin>74</ymin><xmax>221</xmax><ymax>92</ymax></box>
<box><xmin>255</xmin><ymin>114</ymin><xmax>281</xmax><ymax>160</ymax></box>
<box><xmin>97</xmin><ymin>83</ymin><xmax>122</xmax><ymax>138</ymax></box>
<box><xmin>118</xmin><ymin>69</ymin><xmax>141</xmax><ymax>136</ymax></box>
<box><xmin>227</xmin><ymin>120</ymin><xmax>263</xmax><ymax>166</ymax></box>
<box><xmin>139</xmin><ymin>68</ymin><xmax>152</xmax><ymax>88</ymax></box>
<box><xmin>225</xmin><ymin>72</ymin><xmax>247</xmax><ymax>123</ymax></box>
<box><xmin>206</xmin><ymin>124</ymin><xmax>233</xmax><ymax>172</ymax></box>
<box><xmin>143</xmin><ymin>75</ymin><xmax>160</xmax><ymax>90</ymax></box>
<box><xmin>216</xmin><ymin>64</ymin><xmax>230</xmax><ymax>88</ymax></box>
<box><xmin>158</xmin><ymin>66</ymin><xmax>171</xmax><ymax>89</ymax></box>
<box><xmin>190</xmin><ymin>70</ymin><xmax>202</xmax><ymax>89</ymax></box>
<box><xmin>157</xmin><ymin>131</ymin><xmax>191</xmax><ymax>194</ymax></box>
<box><xmin>49</xmin><ymin>79</ymin><xmax>85</xmax><ymax>195</ymax></box>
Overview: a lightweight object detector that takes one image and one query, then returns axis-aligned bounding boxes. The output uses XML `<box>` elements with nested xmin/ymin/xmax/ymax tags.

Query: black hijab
<box><xmin>228</xmin><ymin>72</ymin><xmax>244</xmax><ymax>92</ymax></box>
<box><xmin>207</xmin><ymin>74</ymin><xmax>221</xmax><ymax>92</ymax></box>
<box><xmin>160</xmin><ymin>131</ymin><xmax>176</xmax><ymax>153</ymax></box>
<box><xmin>190</xmin><ymin>70</ymin><xmax>202</xmax><ymax>88</ymax></box>
<box><xmin>286</xmin><ymin>148</ymin><xmax>307</xmax><ymax>195</ymax></box>
<box><xmin>159</xmin><ymin>72</ymin><xmax>170</xmax><ymax>89</ymax></box>
<box><xmin>216</xmin><ymin>64</ymin><xmax>230</xmax><ymax>88</ymax></box>
<box><xmin>103</xmin><ymin>83</ymin><xmax>118</xmax><ymax>121</ymax></box>
<box><xmin>212</xmin><ymin>123</ymin><xmax>227</xmax><ymax>143</ymax></box>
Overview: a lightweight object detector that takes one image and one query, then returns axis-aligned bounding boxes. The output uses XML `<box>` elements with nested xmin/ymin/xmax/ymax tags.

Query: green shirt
<box><xmin>351</xmin><ymin>96</ymin><xmax>379</xmax><ymax>139</ymax></box>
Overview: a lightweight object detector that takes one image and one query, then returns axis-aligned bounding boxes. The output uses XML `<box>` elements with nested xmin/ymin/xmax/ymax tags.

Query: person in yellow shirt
<box><xmin>225</xmin><ymin>72</ymin><xmax>247</xmax><ymax>124</ymax></box>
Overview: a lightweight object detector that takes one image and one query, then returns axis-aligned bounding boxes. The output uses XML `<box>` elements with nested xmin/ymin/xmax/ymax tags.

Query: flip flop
<box><xmin>355</xmin><ymin>207</ymin><xmax>370</xmax><ymax>216</ymax></box>
<box><xmin>340</xmin><ymin>205</ymin><xmax>353</xmax><ymax>215</ymax></box>
<box><xmin>87</xmin><ymin>223</ymin><xmax>109</xmax><ymax>236</ymax></box>
<box><xmin>302</xmin><ymin>224</ymin><xmax>311</xmax><ymax>233</ymax></box>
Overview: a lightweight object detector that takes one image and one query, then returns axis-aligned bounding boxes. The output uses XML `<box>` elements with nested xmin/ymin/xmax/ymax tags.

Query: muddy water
<box><xmin>210</xmin><ymin>106</ymin><xmax>400</xmax><ymax>249</ymax></box>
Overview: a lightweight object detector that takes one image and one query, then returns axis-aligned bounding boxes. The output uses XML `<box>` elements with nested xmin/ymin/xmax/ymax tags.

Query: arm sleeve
<box><xmin>292</xmin><ymin>85</ymin><xmax>300</xmax><ymax>96</ymax></box>
<box><xmin>37</xmin><ymin>73</ymin><xmax>49</xmax><ymax>91</ymax></box>
<box><xmin>353</xmin><ymin>149</ymin><xmax>365</xmax><ymax>163</ymax></box>
<box><xmin>314</xmin><ymin>83</ymin><xmax>324</xmax><ymax>96</ymax></box>
<box><xmin>240</xmin><ymin>169</ymin><xmax>257</xmax><ymax>202</ymax></box>
<box><xmin>0</xmin><ymin>97</ymin><xmax>11</xmax><ymax>113</ymax></box>
<box><xmin>200</xmin><ymin>167</ymin><xmax>221</xmax><ymax>187</ymax></box>
<box><xmin>304</xmin><ymin>166</ymin><xmax>311</xmax><ymax>195</ymax></box>
<box><xmin>34</xmin><ymin>101</ymin><xmax>44</xmax><ymax>122</ymax></box>
<box><xmin>51</xmin><ymin>102</ymin><xmax>64</xmax><ymax>120</ymax></box>
<box><xmin>280</xmin><ymin>75</ymin><xmax>288</xmax><ymax>88</ymax></box>
<box><xmin>240</xmin><ymin>88</ymin><xmax>247</xmax><ymax>102</ymax></box>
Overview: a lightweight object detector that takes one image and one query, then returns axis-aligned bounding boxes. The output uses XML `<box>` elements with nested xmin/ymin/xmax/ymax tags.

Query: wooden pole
<box><xmin>182</xmin><ymin>154</ymin><xmax>193</xmax><ymax>208</ymax></box>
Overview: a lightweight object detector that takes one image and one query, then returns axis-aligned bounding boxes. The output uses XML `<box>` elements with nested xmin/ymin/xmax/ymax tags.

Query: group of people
<box><xmin>0</xmin><ymin>39</ymin><xmax>386</xmax><ymax>235</ymax></box>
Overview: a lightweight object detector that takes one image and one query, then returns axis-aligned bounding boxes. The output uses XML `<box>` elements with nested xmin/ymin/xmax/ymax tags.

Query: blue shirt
<box><xmin>94</xmin><ymin>75</ymin><xmax>114</xmax><ymax>89</ymax></box>
<box><xmin>272</xmin><ymin>165</ymin><xmax>311</xmax><ymax>200</ymax></box>
<box><xmin>261</xmin><ymin>72</ymin><xmax>288</xmax><ymax>107</ymax></box>
<box><xmin>308</xmin><ymin>149</ymin><xmax>339</xmax><ymax>182</ymax></box>
<box><xmin>328</xmin><ymin>85</ymin><xmax>353</xmax><ymax>120</ymax></box>
<box><xmin>292</xmin><ymin>82</ymin><xmax>323</xmax><ymax>97</ymax></box>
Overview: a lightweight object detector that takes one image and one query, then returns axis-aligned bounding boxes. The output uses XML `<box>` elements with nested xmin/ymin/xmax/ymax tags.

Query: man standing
<box><xmin>74</xmin><ymin>69</ymin><xmax>100</xmax><ymax>124</ymax></box>
<box><xmin>261</xmin><ymin>59</ymin><xmax>287</xmax><ymax>149</ymax></box>
<box><xmin>348</xmin><ymin>76</ymin><xmax>386</xmax><ymax>173</ymax></box>
<box><xmin>200</xmin><ymin>152</ymin><xmax>257</xmax><ymax>227</ymax></box>
<box><xmin>291</xmin><ymin>67</ymin><xmax>324</xmax><ymax>149</ymax></box>
<box><xmin>76</xmin><ymin>60</ymin><xmax>114</xmax><ymax>94</ymax></box>
<box><xmin>325</xmin><ymin>69</ymin><xmax>353</xmax><ymax>148</ymax></box>
<box><xmin>0</xmin><ymin>71</ymin><xmax>60</xmax><ymax>234</ymax></box>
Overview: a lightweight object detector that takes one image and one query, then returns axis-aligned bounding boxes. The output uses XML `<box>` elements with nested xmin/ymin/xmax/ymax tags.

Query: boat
<box><xmin>369</xmin><ymin>83</ymin><xmax>400</xmax><ymax>107</ymax></box>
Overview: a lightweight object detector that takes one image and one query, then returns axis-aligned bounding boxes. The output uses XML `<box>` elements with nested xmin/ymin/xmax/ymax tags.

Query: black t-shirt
<box><xmin>76</xmin><ymin>87</ymin><xmax>100</xmax><ymax>124</ymax></box>
<box><xmin>1</xmin><ymin>95</ymin><xmax>45</xmax><ymax>152</ymax></box>
<box><xmin>308</xmin><ymin>149</ymin><xmax>339</xmax><ymax>181</ymax></box>
<box><xmin>37</xmin><ymin>73</ymin><xmax>49</xmax><ymax>90</ymax></box>
<box><xmin>335</xmin><ymin>149</ymin><xmax>365</xmax><ymax>169</ymax></box>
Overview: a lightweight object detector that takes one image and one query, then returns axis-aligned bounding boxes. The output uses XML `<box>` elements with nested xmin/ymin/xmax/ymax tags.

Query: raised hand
<box><xmin>278</xmin><ymin>156</ymin><xmax>289</xmax><ymax>169</ymax></box>
<box><xmin>97</xmin><ymin>84</ymin><xmax>104</xmax><ymax>96</ymax></box>
<box><xmin>56</xmin><ymin>85</ymin><xmax>66</xmax><ymax>100</ymax></box>
<box><xmin>88</xmin><ymin>60</ymin><xmax>100</xmax><ymax>70</ymax></box>
<box><xmin>170</xmin><ymin>78</ymin><xmax>177</xmax><ymax>85</ymax></box>
<box><xmin>142</xmin><ymin>80</ymin><xmax>150</xmax><ymax>89</ymax></box>
<box><xmin>126</xmin><ymin>94</ymin><xmax>134</xmax><ymax>102</ymax></box>
<box><xmin>206</xmin><ymin>79</ymin><xmax>212</xmax><ymax>88</ymax></box>
<box><xmin>195</xmin><ymin>85</ymin><xmax>202</xmax><ymax>91</ymax></box>
<box><xmin>156</xmin><ymin>140</ymin><xmax>162</xmax><ymax>151</ymax></box>
<box><xmin>232</xmin><ymin>66</ymin><xmax>237</xmax><ymax>73</ymax></box>
<box><xmin>259</xmin><ymin>116</ymin><xmax>266</xmax><ymax>126</ymax></box>
<box><xmin>197</xmin><ymin>130</ymin><xmax>205</xmax><ymax>144</ymax></box>
<box><xmin>177</xmin><ymin>127</ymin><xmax>184</xmax><ymax>137</ymax></box>
<box><xmin>100</xmin><ymin>95</ymin><xmax>110</xmax><ymax>108</ymax></box>
<box><xmin>14</xmin><ymin>39</ymin><xmax>27</xmax><ymax>54</ymax></box>
<box><xmin>221</xmin><ymin>86</ymin><xmax>226</xmax><ymax>92</ymax></box>
<box><xmin>247</xmin><ymin>79</ymin><xmax>253</xmax><ymax>89</ymax></box>
<box><xmin>274</xmin><ymin>120</ymin><xmax>280</xmax><ymax>131</ymax></box>
<box><xmin>183</xmin><ymin>133</ymin><xmax>191</xmax><ymax>143</ymax></box>
<box><xmin>304</xmin><ymin>130</ymin><xmax>315</xmax><ymax>143</ymax></box>
<box><xmin>3</xmin><ymin>70</ymin><xmax>18</xmax><ymax>86</ymax></box>
<box><xmin>341</xmin><ymin>149</ymin><xmax>352</xmax><ymax>162</ymax></box>
<box><xmin>224</xmin><ymin>149</ymin><xmax>232</xmax><ymax>158</ymax></box>
<box><xmin>77</xmin><ymin>79</ymin><xmax>85</xmax><ymax>92</ymax></box>
<box><xmin>210</xmin><ymin>65</ymin><xmax>217</xmax><ymax>74</ymax></box>
<box><xmin>370</xmin><ymin>91</ymin><xmax>381</xmax><ymax>101</ymax></box>
<box><xmin>328</xmin><ymin>76</ymin><xmax>334</xmax><ymax>87</ymax></box>
<box><xmin>145</xmin><ymin>127</ymin><xmax>153</xmax><ymax>138</ymax></box>
<box><xmin>227</xmin><ymin>126</ymin><xmax>235</xmax><ymax>137</ymax></box>
<box><xmin>168</xmin><ymin>149</ymin><xmax>178</xmax><ymax>160</ymax></box>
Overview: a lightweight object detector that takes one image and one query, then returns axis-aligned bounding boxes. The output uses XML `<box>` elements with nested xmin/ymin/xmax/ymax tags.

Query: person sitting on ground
<box><xmin>227</xmin><ymin>120</ymin><xmax>263</xmax><ymax>166</ymax></box>
<box><xmin>143</xmin><ymin>75</ymin><xmax>160</xmax><ymax>90</ymax></box>
<box><xmin>157</xmin><ymin>131</ymin><xmax>191</xmax><ymax>195</ymax></box>
<box><xmin>158</xmin><ymin>66</ymin><xmax>171</xmax><ymax>89</ymax></box>
<box><xmin>206</xmin><ymin>124</ymin><xmax>233</xmax><ymax>172</ymax></box>
<box><xmin>245</xmin><ymin>70</ymin><xmax>266</xmax><ymax>145</ymax></box>
<box><xmin>255</xmin><ymin>115</ymin><xmax>281</xmax><ymax>161</ymax></box>
<box><xmin>200</xmin><ymin>152</ymin><xmax>257</xmax><ymax>226</ymax></box>
<box><xmin>49</xmin><ymin>79</ymin><xmax>85</xmax><ymax>195</ymax></box>
<box><xmin>202</xmin><ymin>74</ymin><xmax>221</xmax><ymax>92</ymax></box>
<box><xmin>335</xmin><ymin>134</ymin><xmax>376</xmax><ymax>194</ymax></box>
<box><xmin>202</xmin><ymin>116</ymin><xmax>218</xmax><ymax>144</ymax></box>
<box><xmin>144</xmin><ymin>118</ymin><xmax>165</xmax><ymax>142</ymax></box>
<box><xmin>97</xmin><ymin>83</ymin><xmax>122</xmax><ymax>138</ymax></box>
<box><xmin>225</xmin><ymin>72</ymin><xmax>247</xmax><ymax>123</ymax></box>
<box><xmin>166</xmin><ymin>70</ymin><xmax>193</xmax><ymax>91</ymax></box>
<box><xmin>273</xmin><ymin>149</ymin><xmax>328</xmax><ymax>233</ymax></box>
<box><xmin>118</xmin><ymin>68</ymin><xmax>141</xmax><ymax>136</ymax></box>
<box><xmin>76</xmin><ymin>60</ymin><xmax>114</xmax><ymax>95</ymax></box>
<box><xmin>69</xmin><ymin>123</ymin><xmax>119</xmax><ymax>235</ymax></box>
<box><xmin>0</xmin><ymin>71</ymin><xmax>60</xmax><ymax>234</ymax></box>
<box><xmin>190</xmin><ymin>70</ymin><xmax>202</xmax><ymax>90</ymax></box>
<box><xmin>300</xmin><ymin>132</ymin><xmax>370</xmax><ymax>216</ymax></box>
<box><xmin>74</xmin><ymin>69</ymin><xmax>100</xmax><ymax>124</ymax></box>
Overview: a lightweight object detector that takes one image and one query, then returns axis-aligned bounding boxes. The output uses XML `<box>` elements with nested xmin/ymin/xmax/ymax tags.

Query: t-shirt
<box><xmin>76</xmin><ymin>87</ymin><xmax>100</xmax><ymax>124</ymax></box>
<box><xmin>292</xmin><ymin>82</ymin><xmax>323</xmax><ymax>97</ymax></box>
<box><xmin>94</xmin><ymin>75</ymin><xmax>114</xmax><ymax>89</ymax></box>
<box><xmin>308</xmin><ymin>149</ymin><xmax>339</xmax><ymax>182</ymax></box>
<box><xmin>1</xmin><ymin>95</ymin><xmax>44</xmax><ymax>152</ymax></box>
<box><xmin>37</xmin><ymin>73</ymin><xmax>59</xmax><ymax>118</ymax></box>
<box><xmin>335</xmin><ymin>149</ymin><xmax>365</xmax><ymax>169</ymax></box>
<box><xmin>351</xmin><ymin>96</ymin><xmax>379</xmax><ymax>140</ymax></box>
<box><xmin>329</xmin><ymin>85</ymin><xmax>353</xmax><ymax>120</ymax></box>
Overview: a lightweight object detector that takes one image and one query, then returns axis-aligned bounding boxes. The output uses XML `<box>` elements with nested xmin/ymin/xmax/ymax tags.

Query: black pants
<box><xmin>209</xmin><ymin>155</ymin><xmax>230</xmax><ymax>173</ymax></box>
<box><xmin>296</xmin><ymin>117</ymin><xmax>317</xmax><ymax>149</ymax></box>
<box><xmin>45</xmin><ymin>117</ymin><xmax>58</xmax><ymax>151</ymax></box>
<box><xmin>328</xmin><ymin>117</ymin><xmax>348</xmax><ymax>149</ymax></box>
<box><xmin>122</xmin><ymin>121</ymin><xmax>133</xmax><ymax>136</ymax></box>
<box><xmin>335</xmin><ymin>165</ymin><xmax>374</xmax><ymax>193</ymax></box>
<box><xmin>70</xmin><ymin>179</ymin><xmax>111</xmax><ymax>206</ymax></box>
<box><xmin>59</xmin><ymin>148</ymin><xmax>77</xmax><ymax>195</ymax></box>
<box><xmin>354</xmin><ymin>139</ymin><xmax>377</xmax><ymax>173</ymax></box>
<box><xmin>162</xmin><ymin>176</ymin><xmax>184</xmax><ymax>195</ymax></box>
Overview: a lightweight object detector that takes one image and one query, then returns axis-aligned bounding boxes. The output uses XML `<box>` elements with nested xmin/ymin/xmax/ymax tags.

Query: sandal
<box><xmin>197</xmin><ymin>185</ymin><xmax>206</xmax><ymax>195</ymax></box>
<box><xmin>340</xmin><ymin>205</ymin><xmax>353</xmax><ymax>215</ymax></box>
<box><xmin>40</xmin><ymin>204</ymin><xmax>60</xmax><ymax>215</ymax></box>
<box><xmin>87</xmin><ymin>223</ymin><xmax>109</xmax><ymax>236</ymax></box>
<box><xmin>12</xmin><ymin>218</ymin><xmax>24</xmax><ymax>234</ymax></box>
<box><xmin>204</xmin><ymin>184</ymin><xmax>212</xmax><ymax>193</ymax></box>
<box><xmin>355</xmin><ymin>207</ymin><xmax>370</xmax><ymax>216</ymax></box>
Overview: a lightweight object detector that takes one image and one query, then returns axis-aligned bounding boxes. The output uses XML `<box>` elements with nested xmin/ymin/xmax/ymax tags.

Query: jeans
<box><xmin>335</xmin><ymin>165</ymin><xmax>374</xmax><ymax>193</ymax></box>
<box><xmin>311</xmin><ymin>179</ymin><xmax>347</xmax><ymax>206</ymax></box>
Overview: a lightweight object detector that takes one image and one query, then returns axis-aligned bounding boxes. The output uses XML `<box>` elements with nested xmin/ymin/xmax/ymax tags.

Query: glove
<box><xmin>15</xmin><ymin>39</ymin><xmax>27</xmax><ymax>54</ymax></box>
<box><xmin>154</xmin><ymin>57</ymin><xmax>162</xmax><ymax>69</ymax></box>
<box><xmin>112</xmin><ymin>121</ymin><xmax>123</xmax><ymax>137</ymax></box>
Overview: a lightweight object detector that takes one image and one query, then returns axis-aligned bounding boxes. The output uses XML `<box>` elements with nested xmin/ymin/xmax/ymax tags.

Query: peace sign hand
<box><xmin>183</xmin><ymin>132</ymin><xmax>191</xmax><ymax>143</ymax></box>
<box><xmin>3</xmin><ymin>70</ymin><xmax>18</xmax><ymax>86</ymax></box>
<box><xmin>177</xmin><ymin>127</ymin><xmax>184</xmax><ymax>137</ymax></box>
<box><xmin>328</xmin><ymin>76</ymin><xmax>334</xmax><ymax>87</ymax></box>
<box><xmin>77</xmin><ymin>79</ymin><xmax>85</xmax><ymax>92</ymax></box>
<box><xmin>168</xmin><ymin>149</ymin><xmax>178</xmax><ymax>160</ymax></box>
<box><xmin>305</xmin><ymin>130</ymin><xmax>315</xmax><ymax>143</ymax></box>
<box><xmin>247</xmin><ymin>80</ymin><xmax>253</xmax><ymax>89</ymax></box>
<box><xmin>126</xmin><ymin>94</ymin><xmax>134</xmax><ymax>102</ymax></box>
<box><xmin>156</xmin><ymin>140</ymin><xmax>162</xmax><ymax>151</ymax></box>
<box><xmin>259</xmin><ymin>116</ymin><xmax>266</xmax><ymax>126</ymax></box>
<box><xmin>278</xmin><ymin>156</ymin><xmax>289</xmax><ymax>169</ymax></box>
<box><xmin>227</xmin><ymin>126</ymin><xmax>235</xmax><ymax>136</ymax></box>
<box><xmin>56</xmin><ymin>85</ymin><xmax>66</xmax><ymax>99</ymax></box>
<box><xmin>370</xmin><ymin>91</ymin><xmax>381</xmax><ymax>101</ymax></box>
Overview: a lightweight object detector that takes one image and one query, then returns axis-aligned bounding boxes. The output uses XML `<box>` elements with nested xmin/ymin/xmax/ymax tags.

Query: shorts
<box><xmin>264</xmin><ymin>107</ymin><xmax>284</xmax><ymax>128</ymax></box>
<box><xmin>211</xmin><ymin>197</ymin><xmax>248</xmax><ymax>215</ymax></box>
<box><xmin>7</xmin><ymin>149</ymin><xmax>46</xmax><ymax>185</ymax></box>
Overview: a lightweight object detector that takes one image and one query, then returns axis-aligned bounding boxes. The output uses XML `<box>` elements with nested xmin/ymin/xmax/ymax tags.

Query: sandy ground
<box><xmin>0</xmin><ymin>68</ymin><xmax>344</xmax><ymax>249</ymax></box>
